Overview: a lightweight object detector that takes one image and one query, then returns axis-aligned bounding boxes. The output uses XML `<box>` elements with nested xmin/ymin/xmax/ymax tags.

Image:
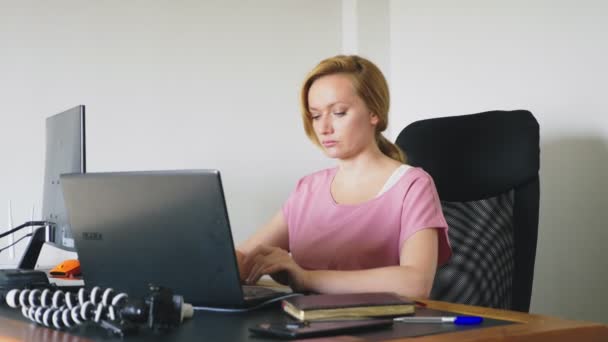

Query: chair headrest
<box><xmin>395</xmin><ymin>110</ymin><xmax>539</xmax><ymax>201</ymax></box>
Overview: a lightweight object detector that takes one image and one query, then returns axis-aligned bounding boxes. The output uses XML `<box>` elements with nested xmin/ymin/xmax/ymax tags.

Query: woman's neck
<box><xmin>336</xmin><ymin>144</ymin><xmax>397</xmax><ymax>180</ymax></box>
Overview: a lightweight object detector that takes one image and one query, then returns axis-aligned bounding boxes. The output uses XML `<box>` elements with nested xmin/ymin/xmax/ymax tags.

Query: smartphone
<box><xmin>249</xmin><ymin>319</ymin><xmax>393</xmax><ymax>339</ymax></box>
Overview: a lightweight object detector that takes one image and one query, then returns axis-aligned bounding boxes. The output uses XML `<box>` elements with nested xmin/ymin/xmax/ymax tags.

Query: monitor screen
<box><xmin>41</xmin><ymin>105</ymin><xmax>86</xmax><ymax>251</ymax></box>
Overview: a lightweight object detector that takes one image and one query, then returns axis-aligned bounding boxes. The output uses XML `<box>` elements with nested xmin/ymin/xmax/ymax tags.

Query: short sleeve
<box><xmin>281</xmin><ymin>190</ymin><xmax>293</xmax><ymax>224</ymax></box>
<box><xmin>282</xmin><ymin>178</ymin><xmax>303</xmax><ymax>223</ymax></box>
<box><xmin>398</xmin><ymin>170</ymin><xmax>452</xmax><ymax>265</ymax></box>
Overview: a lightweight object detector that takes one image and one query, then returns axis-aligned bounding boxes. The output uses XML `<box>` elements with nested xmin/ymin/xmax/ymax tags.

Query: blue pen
<box><xmin>393</xmin><ymin>316</ymin><xmax>483</xmax><ymax>325</ymax></box>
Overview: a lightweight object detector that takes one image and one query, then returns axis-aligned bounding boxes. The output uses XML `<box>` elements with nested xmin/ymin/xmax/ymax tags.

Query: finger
<box><xmin>248</xmin><ymin>265</ymin><xmax>266</xmax><ymax>285</ymax></box>
<box><xmin>260</xmin><ymin>263</ymin><xmax>286</xmax><ymax>277</ymax></box>
<box><xmin>252</xmin><ymin>263</ymin><xmax>289</xmax><ymax>285</ymax></box>
<box><xmin>242</xmin><ymin>246</ymin><xmax>263</xmax><ymax>272</ymax></box>
<box><xmin>247</xmin><ymin>255</ymin><xmax>269</xmax><ymax>284</ymax></box>
<box><xmin>248</xmin><ymin>252</ymin><xmax>285</xmax><ymax>285</ymax></box>
<box><xmin>247</xmin><ymin>270</ymin><xmax>261</xmax><ymax>285</ymax></box>
<box><xmin>247</xmin><ymin>262</ymin><xmax>262</xmax><ymax>284</ymax></box>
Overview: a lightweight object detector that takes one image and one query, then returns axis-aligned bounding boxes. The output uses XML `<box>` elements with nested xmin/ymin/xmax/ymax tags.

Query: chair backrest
<box><xmin>395</xmin><ymin>110</ymin><xmax>539</xmax><ymax>312</ymax></box>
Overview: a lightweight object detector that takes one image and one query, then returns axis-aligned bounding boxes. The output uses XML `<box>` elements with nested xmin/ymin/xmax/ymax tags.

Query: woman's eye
<box><xmin>333</xmin><ymin>112</ymin><xmax>346</xmax><ymax>116</ymax></box>
<box><xmin>311</xmin><ymin>114</ymin><xmax>321</xmax><ymax>120</ymax></box>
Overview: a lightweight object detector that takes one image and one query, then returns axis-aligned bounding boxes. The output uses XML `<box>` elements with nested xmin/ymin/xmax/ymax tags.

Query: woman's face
<box><xmin>308</xmin><ymin>73</ymin><xmax>379</xmax><ymax>159</ymax></box>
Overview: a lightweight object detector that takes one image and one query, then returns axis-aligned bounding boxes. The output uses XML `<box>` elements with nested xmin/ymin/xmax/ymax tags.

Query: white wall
<box><xmin>390</xmin><ymin>0</ymin><xmax>608</xmax><ymax>323</ymax></box>
<box><xmin>0</xmin><ymin>0</ymin><xmax>340</xmax><ymax>266</ymax></box>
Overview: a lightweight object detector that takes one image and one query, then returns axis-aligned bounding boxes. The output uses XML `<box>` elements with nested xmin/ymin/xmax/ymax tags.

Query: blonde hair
<box><xmin>300</xmin><ymin>55</ymin><xmax>405</xmax><ymax>163</ymax></box>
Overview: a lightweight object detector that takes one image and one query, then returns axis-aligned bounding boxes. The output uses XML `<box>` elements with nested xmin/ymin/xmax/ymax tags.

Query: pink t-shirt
<box><xmin>282</xmin><ymin>167</ymin><xmax>451</xmax><ymax>271</ymax></box>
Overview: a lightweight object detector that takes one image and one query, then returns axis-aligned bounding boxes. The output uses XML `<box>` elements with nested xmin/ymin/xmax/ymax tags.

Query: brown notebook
<box><xmin>282</xmin><ymin>292</ymin><xmax>415</xmax><ymax>321</ymax></box>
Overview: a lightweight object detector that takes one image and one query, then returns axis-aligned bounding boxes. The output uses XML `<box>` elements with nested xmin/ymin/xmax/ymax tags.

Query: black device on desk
<box><xmin>250</xmin><ymin>319</ymin><xmax>394</xmax><ymax>339</ymax></box>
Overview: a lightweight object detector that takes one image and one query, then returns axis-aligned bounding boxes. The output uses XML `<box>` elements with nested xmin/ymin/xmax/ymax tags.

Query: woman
<box><xmin>237</xmin><ymin>55</ymin><xmax>451</xmax><ymax>299</ymax></box>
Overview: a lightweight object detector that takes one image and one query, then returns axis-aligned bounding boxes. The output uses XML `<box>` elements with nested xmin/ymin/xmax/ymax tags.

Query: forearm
<box><xmin>238</xmin><ymin>234</ymin><xmax>279</xmax><ymax>255</ymax></box>
<box><xmin>301</xmin><ymin>266</ymin><xmax>434</xmax><ymax>299</ymax></box>
<box><xmin>237</xmin><ymin>210</ymin><xmax>289</xmax><ymax>254</ymax></box>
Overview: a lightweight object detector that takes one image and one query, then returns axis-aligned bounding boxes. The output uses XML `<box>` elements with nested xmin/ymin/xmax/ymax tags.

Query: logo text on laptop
<box><xmin>82</xmin><ymin>232</ymin><xmax>103</xmax><ymax>241</ymax></box>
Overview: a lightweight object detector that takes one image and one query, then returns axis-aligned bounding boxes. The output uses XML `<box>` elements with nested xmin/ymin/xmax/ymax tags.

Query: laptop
<box><xmin>60</xmin><ymin>169</ymin><xmax>287</xmax><ymax>307</ymax></box>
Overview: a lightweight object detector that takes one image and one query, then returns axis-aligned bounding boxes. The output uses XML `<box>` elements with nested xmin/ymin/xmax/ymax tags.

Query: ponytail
<box><xmin>376</xmin><ymin>134</ymin><xmax>406</xmax><ymax>163</ymax></box>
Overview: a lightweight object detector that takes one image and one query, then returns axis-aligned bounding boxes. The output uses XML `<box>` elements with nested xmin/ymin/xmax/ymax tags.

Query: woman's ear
<box><xmin>370</xmin><ymin>112</ymin><xmax>379</xmax><ymax>126</ymax></box>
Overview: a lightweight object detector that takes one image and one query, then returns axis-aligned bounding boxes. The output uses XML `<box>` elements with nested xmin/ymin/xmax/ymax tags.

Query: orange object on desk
<box><xmin>49</xmin><ymin>259</ymin><xmax>81</xmax><ymax>278</ymax></box>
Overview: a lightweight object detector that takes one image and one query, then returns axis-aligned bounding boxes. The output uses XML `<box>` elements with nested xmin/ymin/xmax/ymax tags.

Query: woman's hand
<box><xmin>237</xmin><ymin>248</ymin><xmax>283</xmax><ymax>284</ymax></box>
<box><xmin>242</xmin><ymin>245</ymin><xmax>310</xmax><ymax>291</ymax></box>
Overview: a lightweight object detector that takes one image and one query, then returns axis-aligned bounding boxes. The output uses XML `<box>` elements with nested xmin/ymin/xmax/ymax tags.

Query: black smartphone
<box><xmin>249</xmin><ymin>319</ymin><xmax>393</xmax><ymax>339</ymax></box>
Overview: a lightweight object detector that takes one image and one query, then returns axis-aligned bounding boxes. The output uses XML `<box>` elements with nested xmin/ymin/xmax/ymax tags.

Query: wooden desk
<box><xmin>1</xmin><ymin>297</ymin><xmax>606</xmax><ymax>342</ymax></box>
<box><xmin>404</xmin><ymin>299</ymin><xmax>608</xmax><ymax>342</ymax></box>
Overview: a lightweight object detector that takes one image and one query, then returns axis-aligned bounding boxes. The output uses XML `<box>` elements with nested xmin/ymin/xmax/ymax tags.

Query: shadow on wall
<box><xmin>531</xmin><ymin>136</ymin><xmax>608</xmax><ymax>323</ymax></box>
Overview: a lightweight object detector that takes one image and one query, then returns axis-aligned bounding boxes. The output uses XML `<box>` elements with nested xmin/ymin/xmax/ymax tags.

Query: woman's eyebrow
<box><xmin>309</xmin><ymin>102</ymin><xmax>349</xmax><ymax>112</ymax></box>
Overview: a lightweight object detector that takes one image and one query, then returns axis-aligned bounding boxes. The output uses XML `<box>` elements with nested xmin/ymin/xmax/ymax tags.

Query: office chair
<box><xmin>395</xmin><ymin>110</ymin><xmax>539</xmax><ymax>312</ymax></box>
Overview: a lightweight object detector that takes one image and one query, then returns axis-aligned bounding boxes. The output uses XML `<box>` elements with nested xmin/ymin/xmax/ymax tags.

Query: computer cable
<box><xmin>0</xmin><ymin>221</ymin><xmax>50</xmax><ymax>239</ymax></box>
<box><xmin>193</xmin><ymin>293</ymin><xmax>303</xmax><ymax>312</ymax></box>
<box><xmin>0</xmin><ymin>233</ymin><xmax>33</xmax><ymax>254</ymax></box>
<box><xmin>5</xmin><ymin>284</ymin><xmax>194</xmax><ymax>337</ymax></box>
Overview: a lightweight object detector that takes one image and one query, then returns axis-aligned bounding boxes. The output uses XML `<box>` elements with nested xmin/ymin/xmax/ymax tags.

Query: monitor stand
<box><xmin>18</xmin><ymin>226</ymin><xmax>46</xmax><ymax>269</ymax></box>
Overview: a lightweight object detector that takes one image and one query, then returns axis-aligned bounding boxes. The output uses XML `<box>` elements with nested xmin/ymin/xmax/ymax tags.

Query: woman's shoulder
<box><xmin>299</xmin><ymin>167</ymin><xmax>336</xmax><ymax>183</ymax></box>
<box><xmin>292</xmin><ymin>167</ymin><xmax>336</xmax><ymax>191</ymax></box>
<box><xmin>398</xmin><ymin>165</ymin><xmax>436</xmax><ymax>187</ymax></box>
<box><xmin>403</xmin><ymin>165</ymin><xmax>431</xmax><ymax>178</ymax></box>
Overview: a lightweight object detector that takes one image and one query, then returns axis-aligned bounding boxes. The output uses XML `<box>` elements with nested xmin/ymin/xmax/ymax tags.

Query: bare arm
<box><xmin>235</xmin><ymin>210</ymin><xmax>288</xmax><ymax>281</ymax></box>
<box><xmin>301</xmin><ymin>228</ymin><xmax>439</xmax><ymax>299</ymax></box>
<box><xmin>246</xmin><ymin>228</ymin><xmax>439</xmax><ymax>299</ymax></box>
<box><xmin>237</xmin><ymin>209</ymin><xmax>288</xmax><ymax>254</ymax></box>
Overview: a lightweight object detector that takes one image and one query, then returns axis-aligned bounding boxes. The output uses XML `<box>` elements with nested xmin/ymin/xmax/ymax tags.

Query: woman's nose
<box><xmin>319</xmin><ymin>115</ymin><xmax>333</xmax><ymax>134</ymax></box>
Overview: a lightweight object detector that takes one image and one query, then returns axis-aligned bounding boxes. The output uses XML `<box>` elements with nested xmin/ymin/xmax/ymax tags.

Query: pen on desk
<box><xmin>393</xmin><ymin>316</ymin><xmax>484</xmax><ymax>325</ymax></box>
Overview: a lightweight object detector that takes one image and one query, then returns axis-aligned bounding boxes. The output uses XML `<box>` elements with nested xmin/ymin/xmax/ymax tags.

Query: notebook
<box><xmin>60</xmin><ymin>169</ymin><xmax>287</xmax><ymax>307</ymax></box>
<box><xmin>282</xmin><ymin>292</ymin><xmax>415</xmax><ymax>321</ymax></box>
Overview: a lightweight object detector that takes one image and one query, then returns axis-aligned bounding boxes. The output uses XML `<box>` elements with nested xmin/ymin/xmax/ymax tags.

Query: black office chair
<box><xmin>395</xmin><ymin>110</ymin><xmax>539</xmax><ymax>312</ymax></box>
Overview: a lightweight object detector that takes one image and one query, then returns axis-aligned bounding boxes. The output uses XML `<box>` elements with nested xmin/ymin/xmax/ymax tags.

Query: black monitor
<box><xmin>17</xmin><ymin>105</ymin><xmax>86</xmax><ymax>268</ymax></box>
